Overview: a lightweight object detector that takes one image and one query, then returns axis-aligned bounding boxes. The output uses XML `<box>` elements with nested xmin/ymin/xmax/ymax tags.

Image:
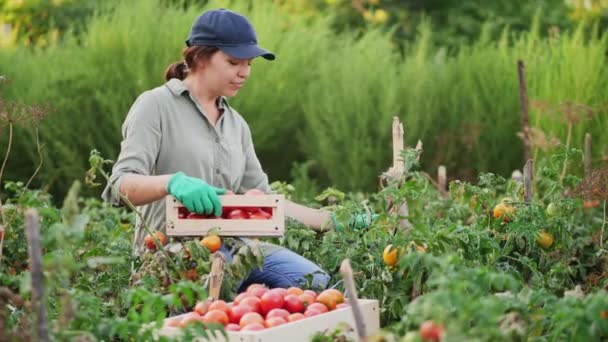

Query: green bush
<box><xmin>1</xmin><ymin>0</ymin><xmax>607</xmax><ymax>202</ymax></box>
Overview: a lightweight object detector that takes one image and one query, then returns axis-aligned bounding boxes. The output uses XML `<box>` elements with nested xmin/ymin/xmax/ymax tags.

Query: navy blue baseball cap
<box><xmin>186</xmin><ymin>9</ymin><xmax>275</xmax><ymax>60</ymax></box>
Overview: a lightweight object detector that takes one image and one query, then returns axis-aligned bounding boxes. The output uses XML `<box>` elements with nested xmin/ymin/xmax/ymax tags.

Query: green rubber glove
<box><xmin>331</xmin><ymin>212</ymin><xmax>379</xmax><ymax>233</ymax></box>
<box><xmin>166</xmin><ymin>172</ymin><xmax>226</xmax><ymax>217</ymax></box>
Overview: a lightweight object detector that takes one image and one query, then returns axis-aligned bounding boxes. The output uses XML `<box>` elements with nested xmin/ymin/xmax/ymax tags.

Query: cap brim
<box><xmin>220</xmin><ymin>45</ymin><xmax>275</xmax><ymax>60</ymax></box>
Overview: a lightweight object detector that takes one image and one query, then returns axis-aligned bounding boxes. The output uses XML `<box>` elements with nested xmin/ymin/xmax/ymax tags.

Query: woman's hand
<box><xmin>167</xmin><ymin>172</ymin><xmax>226</xmax><ymax>217</ymax></box>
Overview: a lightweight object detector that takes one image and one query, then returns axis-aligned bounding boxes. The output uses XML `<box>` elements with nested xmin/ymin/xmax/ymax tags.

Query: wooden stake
<box><xmin>523</xmin><ymin>160</ymin><xmax>534</xmax><ymax>203</ymax></box>
<box><xmin>207</xmin><ymin>252</ymin><xmax>225</xmax><ymax>301</ymax></box>
<box><xmin>584</xmin><ymin>133</ymin><xmax>592</xmax><ymax>178</ymax></box>
<box><xmin>24</xmin><ymin>209</ymin><xmax>49</xmax><ymax>342</ymax></box>
<box><xmin>438</xmin><ymin>165</ymin><xmax>447</xmax><ymax>198</ymax></box>
<box><xmin>392</xmin><ymin>117</ymin><xmax>404</xmax><ymax>175</ymax></box>
<box><xmin>518</xmin><ymin>60</ymin><xmax>532</xmax><ymax>163</ymax></box>
<box><xmin>340</xmin><ymin>259</ymin><xmax>367</xmax><ymax>342</ymax></box>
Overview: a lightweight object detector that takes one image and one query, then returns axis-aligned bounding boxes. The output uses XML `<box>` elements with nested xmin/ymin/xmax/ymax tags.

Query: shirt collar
<box><xmin>165</xmin><ymin>78</ymin><xmax>229</xmax><ymax>110</ymax></box>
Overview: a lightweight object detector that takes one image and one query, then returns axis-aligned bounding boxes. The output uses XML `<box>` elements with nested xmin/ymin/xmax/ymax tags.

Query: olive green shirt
<box><xmin>102</xmin><ymin>78</ymin><xmax>270</xmax><ymax>254</ymax></box>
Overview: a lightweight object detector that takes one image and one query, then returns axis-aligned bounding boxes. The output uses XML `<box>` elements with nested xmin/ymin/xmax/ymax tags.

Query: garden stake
<box><xmin>25</xmin><ymin>209</ymin><xmax>49</xmax><ymax>342</ymax></box>
<box><xmin>524</xmin><ymin>159</ymin><xmax>534</xmax><ymax>203</ymax></box>
<box><xmin>518</xmin><ymin>60</ymin><xmax>532</xmax><ymax>163</ymax></box>
<box><xmin>207</xmin><ymin>252</ymin><xmax>225</xmax><ymax>301</ymax></box>
<box><xmin>438</xmin><ymin>165</ymin><xmax>447</xmax><ymax>198</ymax></box>
<box><xmin>340</xmin><ymin>259</ymin><xmax>367</xmax><ymax>341</ymax></box>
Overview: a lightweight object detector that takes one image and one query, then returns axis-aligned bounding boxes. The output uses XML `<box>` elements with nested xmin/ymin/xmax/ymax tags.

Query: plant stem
<box><xmin>601</xmin><ymin>200</ymin><xmax>606</xmax><ymax>249</ymax></box>
<box><xmin>0</xmin><ymin>126</ymin><xmax>44</xmax><ymax>266</ymax></box>
<box><xmin>0</xmin><ymin>123</ymin><xmax>12</xmax><ymax>265</ymax></box>
<box><xmin>559</xmin><ymin>123</ymin><xmax>572</xmax><ymax>184</ymax></box>
<box><xmin>97</xmin><ymin>168</ymin><xmax>179</xmax><ymax>274</ymax></box>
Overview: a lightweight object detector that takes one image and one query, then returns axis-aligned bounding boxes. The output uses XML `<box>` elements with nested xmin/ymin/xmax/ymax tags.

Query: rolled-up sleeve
<box><xmin>101</xmin><ymin>92</ymin><xmax>162</xmax><ymax>206</ymax></box>
<box><xmin>238</xmin><ymin>122</ymin><xmax>271</xmax><ymax>194</ymax></box>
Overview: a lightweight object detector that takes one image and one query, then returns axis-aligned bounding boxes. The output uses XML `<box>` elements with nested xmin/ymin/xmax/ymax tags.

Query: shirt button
<box><xmin>215</xmin><ymin>169</ymin><xmax>220</xmax><ymax>174</ymax></box>
<box><xmin>215</xmin><ymin>138</ymin><xmax>220</xmax><ymax>143</ymax></box>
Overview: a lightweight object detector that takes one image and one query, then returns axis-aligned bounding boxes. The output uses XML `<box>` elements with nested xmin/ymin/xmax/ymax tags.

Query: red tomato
<box><xmin>303</xmin><ymin>290</ymin><xmax>317</xmax><ymax>299</ymax></box>
<box><xmin>250</xmin><ymin>287</ymin><xmax>269</xmax><ymax>298</ymax></box>
<box><xmin>229</xmin><ymin>305</ymin><xmax>254</xmax><ymax>324</ymax></box>
<box><xmin>208</xmin><ymin>300</ymin><xmax>230</xmax><ymax>314</ymax></box>
<box><xmin>165</xmin><ymin>317</ymin><xmax>181</xmax><ymax>327</ymax></box>
<box><xmin>286</xmin><ymin>287</ymin><xmax>304</xmax><ymax>296</ymax></box>
<box><xmin>239</xmin><ymin>312</ymin><xmax>265</xmax><ymax>328</ymax></box>
<box><xmin>260</xmin><ymin>291</ymin><xmax>284</xmax><ymax>315</ymax></box>
<box><xmin>249</xmin><ymin>209</ymin><xmax>272</xmax><ymax>220</ymax></box>
<box><xmin>269</xmin><ymin>288</ymin><xmax>288</xmax><ymax>298</ymax></box>
<box><xmin>178</xmin><ymin>312</ymin><xmax>203</xmax><ymax>328</ymax></box>
<box><xmin>266</xmin><ymin>308</ymin><xmax>290</xmax><ymax>320</ymax></box>
<box><xmin>240</xmin><ymin>297</ymin><xmax>262</xmax><ymax>313</ymax></box>
<box><xmin>187</xmin><ymin>212</ymin><xmax>209</xmax><ymax>219</ymax></box>
<box><xmin>419</xmin><ymin>320</ymin><xmax>444</xmax><ymax>342</ymax></box>
<box><xmin>227</xmin><ymin>209</ymin><xmax>250</xmax><ymax>220</ymax></box>
<box><xmin>194</xmin><ymin>301</ymin><xmax>211</xmax><ymax>316</ymax></box>
<box><xmin>265</xmin><ymin>317</ymin><xmax>287</xmax><ymax>328</ymax></box>
<box><xmin>241</xmin><ymin>322</ymin><xmax>265</xmax><ymax>331</ymax></box>
<box><xmin>304</xmin><ymin>309</ymin><xmax>323</xmax><ymax>317</ymax></box>
<box><xmin>246</xmin><ymin>283</ymin><xmax>267</xmax><ymax>293</ymax></box>
<box><xmin>225</xmin><ymin>323</ymin><xmax>241</xmax><ymax>331</ymax></box>
<box><xmin>299</xmin><ymin>294</ymin><xmax>315</xmax><ymax>307</ymax></box>
<box><xmin>203</xmin><ymin>309</ymin><xmax>229</xmax><ymax>326</ymax></box>
<box><xmin>287</xmin><ymin>313</ymin><xmax>306</xmax><ymax>322</ymax></box>
<box><xmin>234</xmin><ymin>292</ymin><xmax>254</xmax><ymax>305</ymax></box>
<box><xmin>321</xmin><ymin>289</ymin><xmax>345</xmax><ymax>304</ymax></box>
<box><xmin>283</xmin><ymin>294</ymin><xmax>305</xmax><ymax>313</ymax></box>
<box><xmin>144</xmin><ymin>231</ymin><xmax>167</xmax><ymax>250</ymax></box>
<box><xmin>315</xmin><ymin>292</ymin><xmax>337</xmax><ymax>311</ymax></box>
<box><xmin>306</xmin><ymin>303</ymin><xmax>329</xmax><ymax>314</ymax></box>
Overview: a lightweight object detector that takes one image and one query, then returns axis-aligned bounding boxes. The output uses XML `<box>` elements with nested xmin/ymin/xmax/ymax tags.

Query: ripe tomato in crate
<box><xmin>166</xmin><ymin>194</ymin><xmax>285</xmax><ymax>237</ymax></box>
<box><xmin>157</xmin><ymin>285</ymin><xmax>380</xmax><ymax>342</ymax></box>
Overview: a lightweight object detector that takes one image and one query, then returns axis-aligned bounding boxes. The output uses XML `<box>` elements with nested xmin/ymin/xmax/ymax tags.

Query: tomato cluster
<box><xmin>177</xmin><ymin>206</ymin><xmax>273</xmax><ymax>220</ymax></box>
<box><xmin>176</xmin><ymin>189</ymin><xmax>273</xmax><ymax>220</ymax></box>
<box><xmin>164</xmin><ymin>284</ymin><xmax>348</xmax><ymax>331</ymax></box>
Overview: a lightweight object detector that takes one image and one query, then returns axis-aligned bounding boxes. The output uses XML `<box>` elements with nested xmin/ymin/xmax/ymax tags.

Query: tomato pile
<box><xmin>177</xmin><ymin>206</ymin><xmax>273</xmax><ymax>220</ymax></box>
<box><xmin>177</xmin><ymin>189</ymin><xmax>274</xmax><ymax>220</ymax></box>
<box><xmin>164</xmin><ymin>284</ymin><xmax>347</xmax><ymax>331</ymax></box>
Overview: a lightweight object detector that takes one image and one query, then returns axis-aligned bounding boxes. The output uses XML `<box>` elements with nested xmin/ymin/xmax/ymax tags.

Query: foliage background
<box><xmin>1</xmin><ymin>0</ymin><xmax>607</xmax><ymax>202</ymax></box>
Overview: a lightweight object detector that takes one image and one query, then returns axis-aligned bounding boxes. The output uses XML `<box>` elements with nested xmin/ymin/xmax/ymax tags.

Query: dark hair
<box><xmin>164</xmin><ymin>46</ymin><xmax>220</xmax><ymax>81</ymax></box>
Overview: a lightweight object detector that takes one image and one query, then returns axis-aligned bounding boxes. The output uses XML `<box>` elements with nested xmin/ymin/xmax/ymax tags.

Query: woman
<box><xmin>102</xmin><ymin>8</ymin><xmax>372</xmax><ymax>292</ymax></box>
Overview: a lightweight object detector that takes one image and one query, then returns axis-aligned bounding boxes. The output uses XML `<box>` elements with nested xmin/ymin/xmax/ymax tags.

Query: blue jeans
<box><xmin>219</xmin><ymin>241</ymin><xmax>330</xmax><ymax>293</ymax></box>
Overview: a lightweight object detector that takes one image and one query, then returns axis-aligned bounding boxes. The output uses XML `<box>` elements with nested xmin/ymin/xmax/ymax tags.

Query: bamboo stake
<box><xmin>518</xmin><ymin>60</ymin><xmax>532</xmax><ymax>163</ymax></box>
<box><xmin>340</xmin><ymin>259</ymin><xmax>366</xmax><ymax>342</ymax></box>
<box><xmin>24</xmin><ymin>209</ymin><xmax>49</xmax><ymax>342</ymax></box>
<box><xmin>438</xmin><ymin>165</ymin><xmax>447</xmax><ymax>198</ymax></box>
<box><xmin>207</xmin><ymin>252</ymin><xmax>225</xmax><ymax>301</ymax></box>
<box><xmin>523</xmin><ymin>160</ymin><xmax>534</xmax><ymax>203</ymax></box>
<box><xmin>584</xmin><ymin>133</ymin><xmax>592</xmax><ymax>178</ymax></box>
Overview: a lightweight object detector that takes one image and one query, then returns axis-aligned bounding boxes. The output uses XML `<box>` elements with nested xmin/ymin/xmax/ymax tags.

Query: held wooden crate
<box><xmin>165</xmin><ymin>195</ymin><xmax>285</xmax><ymax>237</ymax></box>
<box><xmin>157</xmin><ymin>299</ymin><xmax>380</xmax><ymax>342</ymax></box>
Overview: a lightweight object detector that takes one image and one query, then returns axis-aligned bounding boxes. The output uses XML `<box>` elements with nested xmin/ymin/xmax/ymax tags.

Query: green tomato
<box><xmin>546</xmin><ymin>203</ymin><xmax>559</xmax><ymax>217</ymax></box>
<box><xmin>400</xmin><ymin>331</ymin><xmax>421</xmax><ymax>342</ymax></box>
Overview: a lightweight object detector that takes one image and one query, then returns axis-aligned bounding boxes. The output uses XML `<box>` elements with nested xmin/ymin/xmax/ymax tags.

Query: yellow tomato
<box><xmin>383</xmin><ymin>244</ymin><xmax>398</xmax><ymax>266</ymax></box>
<box><xmin>536</xmin><ymin>231</ymin><xmax>554</xmax><ymax>249</ymax></box>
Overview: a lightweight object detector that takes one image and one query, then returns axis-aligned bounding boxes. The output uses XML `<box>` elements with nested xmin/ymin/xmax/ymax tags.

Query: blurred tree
<box><xmin>275</xmin><ymin>0</ymin><xmax>607</xmax><ymax>49</ymax></box>
<box><xmin>2</xmin><ymin>0</ymin><xmax>606</xmax><ymax>49</ymax></box>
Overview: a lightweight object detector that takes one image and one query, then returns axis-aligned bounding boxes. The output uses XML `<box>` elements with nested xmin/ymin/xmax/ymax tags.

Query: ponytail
<box><xmin>164</xmin><ymin>61</ymin><xmax>188</xmax><ymax>81</ymax></box>
<box><xmin>163</xmin><ymin>46</ymin><xmax>220</xmax><ymax>81</ymax></box>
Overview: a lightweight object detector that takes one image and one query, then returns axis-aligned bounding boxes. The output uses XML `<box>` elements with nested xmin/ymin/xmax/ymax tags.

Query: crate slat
<box><xmin>157</xmin><ymin>299</ymin><xmax>380</xmax><ymax>342</ymax></box>
<box><xmin>166</xmin><ymin>195</ymin><xmax>285</xmax><ymax>237</ymax></box>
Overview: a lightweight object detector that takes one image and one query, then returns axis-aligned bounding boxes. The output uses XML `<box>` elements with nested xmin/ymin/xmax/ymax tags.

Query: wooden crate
<box><xmin>165</xmin><ymin>195</ymin><xmax>285</xmax><ymax>237</ymax></box>
<box><xmin>157</xmin><ymin>299</ymin><xmax>380</xmax><ymax>342</ymax></box>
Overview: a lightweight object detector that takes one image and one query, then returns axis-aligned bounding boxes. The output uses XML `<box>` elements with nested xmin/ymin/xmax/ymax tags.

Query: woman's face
<box><xmin>196</xmin><ymin>50</ymin><xmax>252</xmax><ymax>97</ymax></box>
